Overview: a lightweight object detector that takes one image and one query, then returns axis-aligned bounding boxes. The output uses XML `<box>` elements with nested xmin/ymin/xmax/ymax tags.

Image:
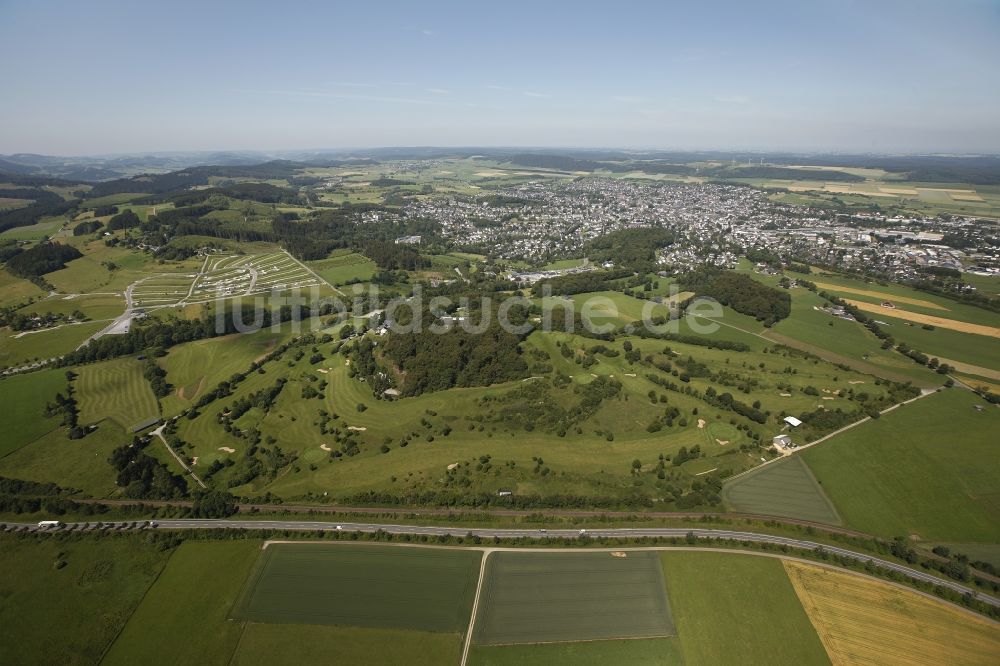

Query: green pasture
<box><xmin>0</xmin><ymin>268</ymin><xmax>46</xmax><ymax>307</ymax></box>
<box><xmin>0</xmin><ymin>419</ymin><xmax>130</xmax><ymax>497</ymax></box>
<box><xmin>0</xmin><ymin>321</ymin><xmax>106</xmax><ymax>369</ymax></box>
<box><xmin>17</xmin><ymin>292</ymin><xmax>124</xmax><ymax>321</ymax></box>
<box><xmin>0</xmin><ymin>368</ymin><xmax>66</xmax><ymax>457</ymax></box>
<box><xmin>662</xmin><ymin>551</ymin><xmax>829</xmax><ymax>665</ymax></box>
<box><xmin>103</xmin><ymin>540</ymin><xmax>260</xmax><ymax>665</ymax></box>
<box><xmin>802</xmin><ymin>388</ymin><xmax>1000</xmax><ymax>542</ymax></box>
<box><xmin>0</xmin><ymin>214</ymin><xmax>69</xmax><ymax>240</ymax></box>
<box><xmin>0</xmin><ymin>534</ymin><xmax>170</xmax><ymax>666</ymax></box>
<box><xmin>306</xmin><ymin>251</ymin><xmax>377</xmax><ymax>286</ymax></box>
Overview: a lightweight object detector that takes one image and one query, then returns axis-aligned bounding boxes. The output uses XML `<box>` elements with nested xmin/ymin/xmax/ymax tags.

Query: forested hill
<box><xmin>680</xmin><ymin>269</ymin><xmax>792</xmax><ymax>326</ymax></box>
<box><xmin>85</xmin><ymin>159</ymin><xmax>377</xmax><ymax>197</ymax></box>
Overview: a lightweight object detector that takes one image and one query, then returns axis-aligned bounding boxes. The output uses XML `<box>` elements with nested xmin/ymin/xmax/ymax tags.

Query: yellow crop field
<box><xmin>784</xmin><ymin>561</ymin><xmax>1000</xmax><ymax>666</ymax></box>
<box><xmin>844</xmin><ymin>299</ymin><xmax>1000</xmax><ymax>337</ymax></box>
<box><xmin>812</xmin><ymin>282</ymin><xmax>949</xmax><ymax>311</ymax></box>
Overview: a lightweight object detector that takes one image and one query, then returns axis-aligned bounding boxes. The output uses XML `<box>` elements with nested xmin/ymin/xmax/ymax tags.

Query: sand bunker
<box><xmin>697</xmin><ymin>419</ymin><xmax>706</xmax><ymax>429</ymax></box>
<box><xmin>347</xmin><ymin>426</ymin><xmax>367</xmax><ymax>431</ymax></box>
<box><xmin>320</xmin><ymin>444</ymin><xmax>331</xmax><ymax>452</ymax></box>
<box><xmin>218</xmin><ymin>447</ymin><xmax>236</xmax><ymax>453</ymax></box>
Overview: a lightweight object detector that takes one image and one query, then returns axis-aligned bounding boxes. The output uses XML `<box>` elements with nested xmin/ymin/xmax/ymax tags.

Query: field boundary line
<box><xmin>96</xmin><ymin>541</ymin><xmax>180</xmax><ymax>664</ymax></box>
<box><xmin>461</xmin><ymin>550</ymin><xmax>490</xmax><ymax>666</ymax></box>
<box><xmin>726</xmin><ymin>388</ymin><xmax>937</xmax><ymax>483</ymax></box>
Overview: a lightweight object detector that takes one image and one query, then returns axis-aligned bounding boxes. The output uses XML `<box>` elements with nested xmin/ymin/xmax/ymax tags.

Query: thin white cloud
<box><xmin>486</xmin><ymin>84</ymin><xmax>509</xmax><ymax>91</ymax></box>
<box><xmin>714</xmin><ymin>94</ymin><xmax>751</xmax><ymax>105</ymax></box>
<box><xmin>326</xmin><ymin>81</ymin><xmax>379</xmax><ymax>89</ymax></box>
<box><xmin>262</xmin><ymin>89</ymin><xmax>449</xmax><ymax>106</ymax></box>
<box><xmin>522</xmin><ymin>90</ymin><xmax>551</xmax><ymax>98</ymax></box>
<box><xmin>424</xmin><ymin>87</ymin><xmax>452</xmax><ymax>95</ymax></box>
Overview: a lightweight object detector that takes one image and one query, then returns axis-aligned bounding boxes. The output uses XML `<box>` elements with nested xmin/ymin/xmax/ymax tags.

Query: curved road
<box><xmin>8</xmin><ymin>518</ymin><xmax>997</xmax><ymax>608</ymax></box>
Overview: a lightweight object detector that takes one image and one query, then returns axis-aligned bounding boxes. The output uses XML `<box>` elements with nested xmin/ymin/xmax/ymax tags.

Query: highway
<box><xmin>6</xmin><ymin>518</ymin><xmax>997</xmax><ymax>608</ymax></box>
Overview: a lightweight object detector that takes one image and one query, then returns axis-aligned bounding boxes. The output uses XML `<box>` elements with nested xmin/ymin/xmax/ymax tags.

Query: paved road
<box><xmin>7</xmin><ymin>518</ymin><xmax>996</xmax><ymax>608</ymax></box>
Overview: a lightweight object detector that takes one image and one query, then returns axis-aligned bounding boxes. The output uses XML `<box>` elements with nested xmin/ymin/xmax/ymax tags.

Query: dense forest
<box><xmin>85</xmin><ymin>159</ymin><xmax>376</xmax><ymax>197</ymax></box>
<box><xmin>680</xmin><ymin>269</ymin><xmax>791</xmax><ymax>325</ymax></box>
<box><xmin>4</xmin><ymin>242</ymin><xmax>82</xmax><ymax>277</ymax></box>
<box><xmin>73</xmin><ymin>220</ymin><xmax>104</xmax><ymax>236</ymax></box>
<box><xmin>584</xmin><ymin>227</ymin><xmax>675</xmax><ymax>272</ymax></box>
<box><xmin>382</xmin><ymin>312</ymin><xmax>530</xmax><ymax>396</ymax></box>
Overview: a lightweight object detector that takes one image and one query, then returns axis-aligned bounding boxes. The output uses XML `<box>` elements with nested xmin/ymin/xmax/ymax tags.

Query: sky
<box><xmin>1</xmin><ymin>0</ymin><xmax>999</xmax><ymax>155</ymax></box>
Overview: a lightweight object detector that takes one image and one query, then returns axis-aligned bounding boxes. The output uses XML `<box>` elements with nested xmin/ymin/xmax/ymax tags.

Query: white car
<box><xmin>335</xmin><ymin>525</ymin><xmax>343</xmax><ymax>531</ymax></box>
<box><xmin>579</xmin><ymin>529</ymin><xmax>587</xmax><ymax>534</ymax></box>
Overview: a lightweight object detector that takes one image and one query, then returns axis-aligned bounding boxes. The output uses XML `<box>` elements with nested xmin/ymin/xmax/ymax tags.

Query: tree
<box><xmin>193</xmin><ymin>490</ymin><xmax>238</xmax><ymax>518</ymax></box>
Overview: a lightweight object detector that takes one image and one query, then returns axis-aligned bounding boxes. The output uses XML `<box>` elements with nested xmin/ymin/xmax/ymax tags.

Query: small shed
<box><xmin>772</xmin><ymin>434</ymin><xmax>792</xmax><ymax>449</ymax></box>
<box><xmin>783</xmin><ymin>416</ymin><xmax>803</xmax><ymax>428</ymax></box>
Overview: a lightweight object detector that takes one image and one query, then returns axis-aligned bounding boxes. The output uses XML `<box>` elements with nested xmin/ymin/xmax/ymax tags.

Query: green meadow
<box><xmin>802</xmin><ymin>388</ymin><xmax>1000</xmax><ymax>542</ymax></box>
<box><xmin>0</xmin><ymin>368</ymin><xmax>66</xmax><ymax>457</ymax></box>
<box><xmin>661</xmin><ymin>551</ymin><xmax>830</xmax><ymax>665</ymax></box>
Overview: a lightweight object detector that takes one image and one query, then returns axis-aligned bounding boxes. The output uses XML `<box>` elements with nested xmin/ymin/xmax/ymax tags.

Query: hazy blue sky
<box><xmin>2</xmin><ymin>0</ymin><xmax>998</xmax><ymax>154</ymax></box>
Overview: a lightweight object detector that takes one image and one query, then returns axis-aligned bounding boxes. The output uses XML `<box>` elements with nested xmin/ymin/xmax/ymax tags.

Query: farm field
<box><xmin>102</xmin><ymin>540</ymin><xmax>262</xmax><ymax>666</ymax></box>
<box><xmin>802</xmin><ymin>388</ymin><xmax>1000</xmax><ymax>542</ymax></box>
<box><xmin>661</xmin><ymin>551</ymin><xmax>830</xmax><ymax>665</ymax></box>
<box><xmin>805</xmin><ymin>271</ymin><xmax>1000</xmax><ymax>327</ymax></box>
<box><xmin>784</xmin><ymin>560</ymin><xmax>1000</xmax><ymax>665</ymax></box>
<box><xmin>306</xmin><ymin>250</ymin><xmax>377</xmax><ymax>286</ymax></box>
<box><xmin>230</xmin><ymin>624</ymin><xmax>462</xmax><ymax>666</ymax></box>
<box><xmin>0</xmin><ymin>535</ymin><xmax>170</xmax><ymax>666</ymax></box>
<box><xmin>17</xmin><ymin>292</ymin><xmax>124</xmax><ymax>321</ymax></box>
<box><xmin>851</xmin><ymin>308</ymin><xmax>1000</xmax><ymax>373</ymax></box>
<box><xmin>231</xmin><ymin>543</ymin><xmax>481</xmax><ymax>632</ymax></box>
<box><xmin>0</xmin><ymin>367</ymin><xmax>66</xmax><ymax>457</ymax></box>
<box><xmin>0</xmin><ymin>268</ymin><xmax>46</xmax><ymax>306</ymax></box>
<box><xmin>76</xmin><ymin>357</ymin><xmax>159</xmax><ymax>430</ymax></box>
<box><xmin>842</xmin><ymin>298</ymin><xmax>1000</xmax><ymax>338</ymax></box>
<box><xmin>0</xmin><ymin>420</ymin><xmax>129</xmax><ymax>497</ymax></box>
<box><xmin>472</xmin><ymin>550</ymin><xmax>674</xmax><ymax>645</ymax></box>
<box><xmin>767</xmin><ymin>285</ymin><xmax>938</xmax><ymax>381</ymax></box>
<box><xmin>722</xmin><ymin>456</ymin><xmax>841</xmax><ymax>525</ymax></box>
<box><xmin>0</xmin><ymin>320</ymin><xmax>106</xmax><ymax>369</ymax></box>
<box><xmin>469</xmin><ymin>637</ymin><xmax>683</xmax><ymax>665</ymax></box>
